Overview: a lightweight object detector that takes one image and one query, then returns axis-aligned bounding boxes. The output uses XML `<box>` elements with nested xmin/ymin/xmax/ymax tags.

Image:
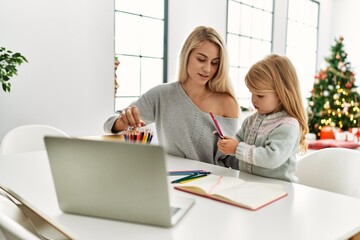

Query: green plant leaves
<box><xmin>0</xmin><ymin>47</ymin><xmax>28</xmax><ymax>92</ymax></box>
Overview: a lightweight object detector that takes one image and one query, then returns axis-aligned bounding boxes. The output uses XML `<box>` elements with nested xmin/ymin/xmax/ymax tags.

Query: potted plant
<box><xmin>0</xmin><ymin>47</ymin><xmax>28</xmax><ymax>92</ymax></box>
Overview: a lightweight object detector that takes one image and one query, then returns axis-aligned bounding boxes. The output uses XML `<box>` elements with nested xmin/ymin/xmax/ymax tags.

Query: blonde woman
<box><xmin>218</xmin><ymin>54</ymin><xmax>308</xmax><ymax>182</ymax></box>
<box><xmin>104</xmin><ymin>26</ymin><xmax>239</xmax><ymax>165</ymax></box>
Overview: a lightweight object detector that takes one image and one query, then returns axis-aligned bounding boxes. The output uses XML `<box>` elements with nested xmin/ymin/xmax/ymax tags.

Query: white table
<box><xmin>1</xmin><ymin>151</ymin><xmax>360</xmax><ymax>240</ymax></box>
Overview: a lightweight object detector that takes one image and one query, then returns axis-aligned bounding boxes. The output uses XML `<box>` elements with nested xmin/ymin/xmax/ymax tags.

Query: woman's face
<box><xmin>186</xmin><ymin>41</ymin><xmax>220</xmax><ymax>86</ymax></box>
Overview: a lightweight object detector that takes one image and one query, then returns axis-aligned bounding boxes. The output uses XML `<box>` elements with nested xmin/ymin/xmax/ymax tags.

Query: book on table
<box><xmin>174</xmin><ymin>174</ymin><xmax>287</xmax><ymax>210</ymax></box>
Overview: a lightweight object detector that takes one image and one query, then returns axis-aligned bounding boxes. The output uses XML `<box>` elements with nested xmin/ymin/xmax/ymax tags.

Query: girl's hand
<box><xmin>217</xmin><ymin>136</ymin><xmax>239</xmax><ymax>155</ymax></box>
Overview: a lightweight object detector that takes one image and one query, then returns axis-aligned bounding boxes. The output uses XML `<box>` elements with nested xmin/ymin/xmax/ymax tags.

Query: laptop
<box><xmin>44</xmin><ymin>136</ymin><xmax>194</xmax><ymax>228</ymax></box>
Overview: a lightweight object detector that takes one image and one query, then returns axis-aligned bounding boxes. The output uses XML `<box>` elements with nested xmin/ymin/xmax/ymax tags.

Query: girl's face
<box><xmin>251</xmin><ymin>91</ymin><xmax>281</xmax><ymax>115</ymax></box>
<box><xmin>186</xmin><ymin>41</ymin><xmax>220</xmax><ymax>86</ymax></box>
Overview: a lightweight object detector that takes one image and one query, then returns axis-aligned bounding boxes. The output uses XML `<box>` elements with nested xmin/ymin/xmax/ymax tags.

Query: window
<box><xmin>114</xmin><ymin>0</ymin><xmax>167</xmax><ymax>110</ymax></box>
<box><xmin>227</xmin><ymin>0</ymin><xmax>274</xmax><ymax>109</ymax></box>
<box><xmin>286</xmin><ymin>0</ymin><xmax>319</xmax><ymax>105</ymax></box>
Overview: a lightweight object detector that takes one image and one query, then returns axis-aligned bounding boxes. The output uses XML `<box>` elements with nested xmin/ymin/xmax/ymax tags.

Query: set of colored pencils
<box><xmin>120</xmin><ymin>128</ymin><xmax>154</xmax><ymax>144</ymax></box>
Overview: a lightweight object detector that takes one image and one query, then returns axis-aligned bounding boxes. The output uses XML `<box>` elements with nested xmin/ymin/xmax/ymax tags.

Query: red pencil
<box><xmin>210</xmin><ymin>112</ymin><xmax>224</xmax><ymax>137</ymax></box>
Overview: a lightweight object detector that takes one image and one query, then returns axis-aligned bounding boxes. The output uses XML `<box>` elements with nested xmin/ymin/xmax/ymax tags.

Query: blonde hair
<box><xmin>177</xmin><ymin>26</ymin><xmax>236</xmax><ymax>100</ymax></box>
<box><xmin>245</xmin><ymin>54</ymin><xmax>308</xmax><ymax>153</ymax></box>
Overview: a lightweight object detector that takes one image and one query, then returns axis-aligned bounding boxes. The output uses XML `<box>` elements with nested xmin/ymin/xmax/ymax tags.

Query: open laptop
<box><xmin>44</xmin><ymin>136</ymin><xmax>194</xmax><ymax>228</ymax></box>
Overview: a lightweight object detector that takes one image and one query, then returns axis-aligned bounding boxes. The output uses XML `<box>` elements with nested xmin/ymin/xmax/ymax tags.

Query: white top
<box><xmin>1</xmin><ymin>151</ymin><xmax>360</xmax><ymax>240</ymax></box>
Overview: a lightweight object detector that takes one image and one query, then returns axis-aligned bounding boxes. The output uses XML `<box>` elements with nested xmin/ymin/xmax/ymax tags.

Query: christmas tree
<box><xmin>307</xmin><ymin>36</ymin><xmax>360</xmax><ymax>138</ymax></box>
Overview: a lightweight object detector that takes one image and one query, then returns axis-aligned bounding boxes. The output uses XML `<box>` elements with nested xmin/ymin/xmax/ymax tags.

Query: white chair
<box><xmin>296</xmin><ymin>147</ymin><xmax>360</xmax><ymax>198</ymax></box>
<box><xmin>0</xmin><ymin>215</ymin><xmax>41</xmax><ymax>240</ymax></box>
<box><xmin>0</xmin><ymin>195</ymin><xmax>40</xmax><ymax>240</ymax></box>
<box><xmin>0</xmin><ymin>125</ymin><xmax>69</xmax><ymax>155</ymax></box>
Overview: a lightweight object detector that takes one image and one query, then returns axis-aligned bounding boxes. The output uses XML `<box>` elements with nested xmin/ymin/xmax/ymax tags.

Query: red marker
<box><xmin>210</xmin><ymin>112</ymin><xmax>224</xmax><ymax>138</ymax></box>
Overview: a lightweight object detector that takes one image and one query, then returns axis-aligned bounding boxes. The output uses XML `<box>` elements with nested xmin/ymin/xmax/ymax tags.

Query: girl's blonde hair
<box><xmin>177</xmin><ymin>26</ymin><xmax>236</xmax><ymax>101</ymax></box>
<box><xmin>245</xmin><ymin>54</ymin><xmax>308</xmax><ymax>153</ymax></box>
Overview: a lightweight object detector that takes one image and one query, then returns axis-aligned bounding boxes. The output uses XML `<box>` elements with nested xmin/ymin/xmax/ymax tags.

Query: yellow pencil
<box><xmin>179</xmin><ymin>174</ymin><xmax>207</xmax><ymax>184</ymax></box>
<box><xmin>142</xmin><ymin>130</ymin><xmax>148</xmax><ymax>143</ymax></box>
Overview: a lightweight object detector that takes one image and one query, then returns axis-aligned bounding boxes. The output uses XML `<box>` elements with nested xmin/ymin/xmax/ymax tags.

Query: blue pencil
<box><xmin>168</xmin><ymin>170</ymin><xmax>211</xmax><ymax>176</ymax></box>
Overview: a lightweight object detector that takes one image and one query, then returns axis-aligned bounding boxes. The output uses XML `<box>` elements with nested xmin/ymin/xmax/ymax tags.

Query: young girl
<box><xmin>218</xmin><ymin>54</ymin><xmax>308</xmax><ymax>182</ymax></box>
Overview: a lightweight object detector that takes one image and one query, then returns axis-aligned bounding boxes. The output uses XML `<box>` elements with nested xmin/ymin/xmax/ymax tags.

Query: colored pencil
<box><xmin>171</xmin><ymin>173</ymin><xmax>209</xmax><ymax>184</ymax></box>
<box><xmin>210</xmin><ymin>112</ymin><xmax>224</xmax><ymax>137</ymax></box>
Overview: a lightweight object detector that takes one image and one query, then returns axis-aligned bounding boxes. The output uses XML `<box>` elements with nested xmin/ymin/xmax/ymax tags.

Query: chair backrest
<box><xmin>0</xmin><ymin>215</ymin><xmax>41</xmax><ymax>240</ymax></box>
<box><xmin>0</xmin><ymin>125</ymin><xmax>69</xmax><ymax>155</ymax></box>
<box><xmin>295</xmin><ymin>148</ymin><xmax>360</xmax><ymax>198</ymax></box>
<box><xmin>0</xmin><ymin>195</ymin><xmax>40</xmax><ymax>240</ymax></box>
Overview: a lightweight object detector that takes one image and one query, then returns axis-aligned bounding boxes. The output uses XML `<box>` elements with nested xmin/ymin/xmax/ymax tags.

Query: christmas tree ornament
<box><xmin>324</xmin><ymin>102</ymin><xmax>330</xmax><ymax>109</ymax></box>
<box><xmin>345</xmin><ymin>82</ymin><xmax>352</xmax><ymax>88</ymax></box>
<box><xmin>343</xmin><ymin>102</ymin><xmax>350</xmax><ymax>113</ymax></box>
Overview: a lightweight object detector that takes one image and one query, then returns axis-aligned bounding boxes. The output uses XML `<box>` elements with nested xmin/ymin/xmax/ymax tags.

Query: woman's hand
<box><xmin>114</xmin><ymin>106</ymin><xmax>145</xmax><ymax>131</ymax></box>
<box><xmin>217</xmin><ymin>136</ymin><xmax>239</xmax><ymax>155</ymax></box>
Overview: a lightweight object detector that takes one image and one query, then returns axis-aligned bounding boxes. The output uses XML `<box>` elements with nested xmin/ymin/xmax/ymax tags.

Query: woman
<box><xmin>104</xmin><ymin>26</ymin><xmax>239</xmax><ymax>166</ymax></box>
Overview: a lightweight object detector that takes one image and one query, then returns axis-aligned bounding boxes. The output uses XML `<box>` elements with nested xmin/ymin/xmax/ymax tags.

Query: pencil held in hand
<box><xmin>210</xmin><ymin>112</ymin><xmax>224</xmax><ymax>138</ymax></box>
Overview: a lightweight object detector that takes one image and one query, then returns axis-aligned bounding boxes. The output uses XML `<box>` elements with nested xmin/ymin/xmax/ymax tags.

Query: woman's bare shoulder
<box><xmin>218</xmin><ymin>93</ymin><xmax>239</xmax><ymax>118</ymax></box>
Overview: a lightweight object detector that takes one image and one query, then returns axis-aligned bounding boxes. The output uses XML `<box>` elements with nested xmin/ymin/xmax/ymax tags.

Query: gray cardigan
<box><xmin>104</xmin><ymin>82</ymin><xmax>239</xmax><ymax>166</ymax></box>
<box><xmin>224</xmin><ymin>110</ymin><xmax>300</xmax><ymax>182</ymax></box>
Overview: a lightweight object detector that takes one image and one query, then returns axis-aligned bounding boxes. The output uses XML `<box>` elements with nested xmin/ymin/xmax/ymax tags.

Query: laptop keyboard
<box><xmin>171</xmin><ymin>207</ymin><xmax>180</xmax><ymax>216</ymax></box>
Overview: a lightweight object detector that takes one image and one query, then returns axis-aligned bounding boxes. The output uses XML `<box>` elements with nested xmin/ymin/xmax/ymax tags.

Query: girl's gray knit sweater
<box><xmin>224</xmin><ymin>110</ymin><xmax>300</xmax><ymax>182</ymax></box>
<box><xmin>104</xmin><ymin>82</ymin><xmax>239</xmax><ymax>166</ymax></box>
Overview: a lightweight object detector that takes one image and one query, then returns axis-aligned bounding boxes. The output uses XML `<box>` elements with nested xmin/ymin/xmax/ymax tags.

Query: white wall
<box><xmin>0</xmin><ymin>0</ymin><xmax>114</xmax><ymax>139</ymax></box>
<box><xmin>332</xmin><ymin>0</ymin><xmax>360</xmax><ymax>73</ymax></box>
<box><xmin>317</xmin><ymin>0</ymin><xmax>359</xmax><ymax>74</ymax></box>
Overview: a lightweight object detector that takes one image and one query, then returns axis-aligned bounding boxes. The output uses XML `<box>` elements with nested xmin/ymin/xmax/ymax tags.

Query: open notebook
<box><xmin>44</xmin><ymin>136</ymin><xmax>194</xmax><ymax>228</ymax></box>
<box><xmin>174</xmin><ymin>174</ymin><xmax>287</xmax><ymax>210</ymax></box>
